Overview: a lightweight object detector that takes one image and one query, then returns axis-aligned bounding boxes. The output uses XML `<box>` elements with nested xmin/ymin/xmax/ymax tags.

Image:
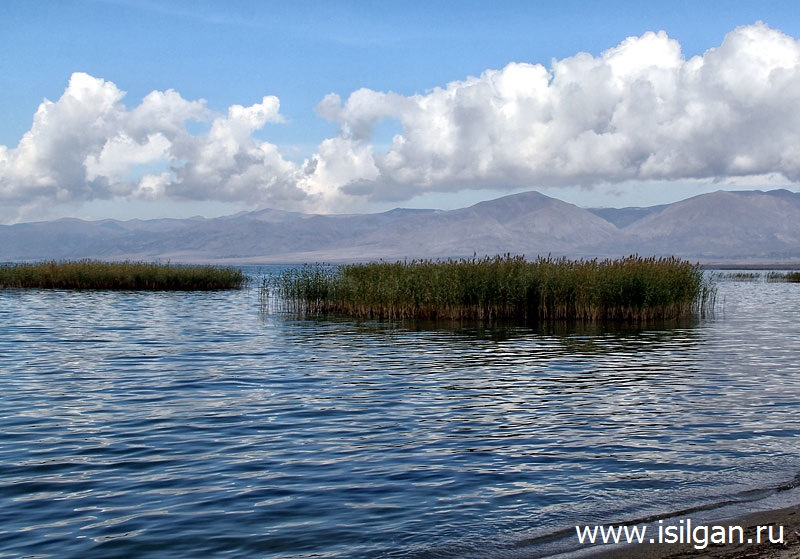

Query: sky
<box><xmin>2</xmin><ymin>0</ymin><xmax>800</xmax><ymax>223</ymax></box>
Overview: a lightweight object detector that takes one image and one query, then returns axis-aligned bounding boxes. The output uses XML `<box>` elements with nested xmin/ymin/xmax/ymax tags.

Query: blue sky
<box><xmin>2</xmin><ymin>0</ymin><xmax>800</xmax><ymax>222</ymax></box>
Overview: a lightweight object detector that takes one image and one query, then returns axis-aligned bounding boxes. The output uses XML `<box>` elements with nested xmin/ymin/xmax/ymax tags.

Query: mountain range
<box><xmin>2</xmin><ymin>189</ymin><xmax>799</xmax><ymax>264</ymax></box>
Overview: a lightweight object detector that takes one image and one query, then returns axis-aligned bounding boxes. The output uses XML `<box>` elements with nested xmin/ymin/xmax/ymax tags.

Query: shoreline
<box><xmin>581</xmin><ymin>506</ymin><xmax>800</xmax><ymax>559</ymax></box>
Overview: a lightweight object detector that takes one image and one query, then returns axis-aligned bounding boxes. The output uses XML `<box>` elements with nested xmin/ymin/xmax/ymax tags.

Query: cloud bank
<box><xmin>2</xmin><ymin>22</ymin><xmax>800</xmax><ymax>221</ymax></box>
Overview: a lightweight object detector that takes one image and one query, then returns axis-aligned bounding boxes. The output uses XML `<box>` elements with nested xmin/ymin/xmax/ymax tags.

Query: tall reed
<box><xmin>0</xmin><ymin>260</ymin><xmax>247</xmax><ymax>290</ymax></box>
<box><xmin>767</xmin><ymin>271</ymin><xmax>800</xmax><ymax>283</ymax></box>
<box><xmin>272</xmin><ymin>255</ymin><xmax>714</xmax><ymax>323</ymax></box>
<box><xmin>716</xmin><ymin>272</ymin><xmax>761</xmax><ymax>282</ymax></box>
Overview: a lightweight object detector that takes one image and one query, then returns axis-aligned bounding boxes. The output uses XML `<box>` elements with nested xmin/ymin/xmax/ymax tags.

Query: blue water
<box><xmin>0</xmin><ymin>270</ymin><xmax>798</xmax><ymax>558</ymax></box>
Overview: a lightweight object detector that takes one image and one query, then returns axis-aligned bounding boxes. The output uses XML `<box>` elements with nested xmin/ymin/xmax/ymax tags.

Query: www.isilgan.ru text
<box><xmin>575</xmin><ymin>518</ymin><xmax>785</xmax><ymax>550</ymax></box>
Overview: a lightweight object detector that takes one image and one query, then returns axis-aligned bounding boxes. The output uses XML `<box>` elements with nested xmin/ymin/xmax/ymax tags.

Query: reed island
<box><xmin>768</xmin><ymin>271</ymin><xmax>800</xmax><ymax>282</ymax></box>
<box><xmin>0</xmin><ymin>260</ymin><xmax>247</xmax><ymax>290</ymax></box>
<box><xmin>273</xmin><ymin>255</ymin><xmax>714</xmax><ymax>323</ymax></box>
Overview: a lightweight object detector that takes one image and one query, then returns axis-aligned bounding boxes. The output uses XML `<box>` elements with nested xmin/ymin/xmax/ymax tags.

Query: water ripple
<box><xmin>0</xmin><ymin>275</ymin><xmax>798</xmax><ymax>558</ymax></box>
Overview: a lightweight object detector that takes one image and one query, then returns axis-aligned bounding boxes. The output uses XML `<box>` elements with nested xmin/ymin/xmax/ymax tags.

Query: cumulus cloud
<box><xmin>2</xmin><ymin>22</ymin><xmax>800</xmax><ymax>221</ymax></box>
<box><xmin>318</xmin><ymin>22</ymin><xmax>800</xmax><ymax>202</ymax></box>
<box><xmin>0</xmin><ymin>72</ymin><xmax>301</xmax><ymax>220</ymax></box>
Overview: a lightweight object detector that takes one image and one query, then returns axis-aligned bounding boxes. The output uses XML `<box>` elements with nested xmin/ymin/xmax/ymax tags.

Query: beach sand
<box><xmin>586</xmin><ymin>506</ymin><xmax>800</xmax><ymax>558</ymax></box>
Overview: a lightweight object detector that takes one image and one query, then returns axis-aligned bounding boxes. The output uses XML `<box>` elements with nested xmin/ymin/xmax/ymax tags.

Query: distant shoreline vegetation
<box><xmin>713</xmin><ymin>271</ymin><xmax>800</xmax><ymax>282</ymax></box>
<box><xmin>768</xmin><ymin>271</ymin><xmax>800</xmax><ymax>282</ymax></box>
<box><xmin>0</xmin><ymin>260</ymin><xmax>247</xmax><ymax>290</ymax></box>
<box><xmin>271</xmin><ymin>255</ymin><xmax>715</xmax><ymax>323</ymax></box>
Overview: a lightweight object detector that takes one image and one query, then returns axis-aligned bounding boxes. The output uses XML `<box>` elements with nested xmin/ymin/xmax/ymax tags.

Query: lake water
<box><xmin>1</xmin><ymin>269</ymin><xmax>799</xmax><ymax>558</ymax></box>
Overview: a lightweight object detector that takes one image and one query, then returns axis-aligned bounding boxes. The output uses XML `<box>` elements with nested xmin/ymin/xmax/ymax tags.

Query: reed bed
<box><xmin>0</xmin><ymin>260</ymin><xmax>247</xmax><ymax>290</ymax></box>
<box><xmin>767</xmin><ymin>271</ymin><xmax>800</xmax><ymax>283</ymax></box>
<box><xmin>716</xmin><ymin>272</ymin><xmax>761</xmax><ymax>282</ymax></box>
<box><xmin>272</xmin><ymin>255</ymin><xmax>714</xmax><ymax>323</ymax></box>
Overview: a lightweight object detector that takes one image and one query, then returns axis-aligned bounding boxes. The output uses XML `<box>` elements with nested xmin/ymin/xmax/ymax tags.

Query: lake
<box><xmin>1</xmin><ymin>269</ymin><xmax>798</xmax><ymax>558</ymax></box>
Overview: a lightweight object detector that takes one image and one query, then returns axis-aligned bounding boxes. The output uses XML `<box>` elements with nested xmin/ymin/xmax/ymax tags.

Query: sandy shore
<box><xmin>585</xmin><ymin>506</ymin><xmax>800</xmax><ymax>559</ymax></box>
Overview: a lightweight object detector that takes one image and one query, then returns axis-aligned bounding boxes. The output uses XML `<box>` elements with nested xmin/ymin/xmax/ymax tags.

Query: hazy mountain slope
<box><xmin>0</xmin><ymin>217</ymin><xmax>202</xmax><ymax>261</ymax></box>
<box><xmin>144</xmin><ymin>208</ymin><xmax>441</xmax><ymax>260</ymax></box>
<box><xmin>587</xmin><ymin>205</ymin><xmax>668</xmax><ymax>228</ymax></box>
<box><xmin>339</xmin><ymin>191</ymin><xmax>621</xmax><ymax>260</ymax></box>
<box><xmin>620</xmin><ymin>189</ymin><xmax>800</xmax><ymax>259</ymax></box>
<box><xmin>0</xmin><ymin>208</ymin><xmax>440</xmax><ymax>262</ymax></box>
<box><xmin>1</xmin><ymin>189</ymin><xmax>798</xmax><ymax>263</ymax></box>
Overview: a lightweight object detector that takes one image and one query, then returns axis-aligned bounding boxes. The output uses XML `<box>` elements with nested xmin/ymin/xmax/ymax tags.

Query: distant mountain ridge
<box><xmin>2</xmin><ymin>189</ymin><xmax>799</xmax><ymax>264</ymax></box>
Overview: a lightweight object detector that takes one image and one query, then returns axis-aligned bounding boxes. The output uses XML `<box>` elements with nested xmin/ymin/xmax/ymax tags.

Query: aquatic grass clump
<box><xmin>716</xmin><ymin>272</ymin><xmax>761</xmax><ymax>282</ymax></box>
<box><xmin>268</xmin><ymin>264</ymin><xmax>338</xmax><ymax>314</ymax></box>
<box><xmin>0</xmin><ymin>260</ymin><xmax>247</xmax><ymax>290</ymax></box>
<box><xmin>273</xmin><ymin>255</ymin><xmax>714</xmax><ymax>323</ymax></box>
<box><xmin>767</xmin><ymin>271</ymin><xmax>800</xmax><ymax>283</ymax></box>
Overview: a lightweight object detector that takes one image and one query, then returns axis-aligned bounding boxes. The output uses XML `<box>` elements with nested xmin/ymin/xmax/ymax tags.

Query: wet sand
<box><xmin>586</xmin><ymin>506</ymin><xmax>800</xmax><ymax>558</ymax></box>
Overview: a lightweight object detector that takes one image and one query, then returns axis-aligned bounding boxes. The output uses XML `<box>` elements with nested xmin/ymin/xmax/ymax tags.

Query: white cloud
<box><xmin>312</xmin><ymin>22</ymin><xmax>800</xmax><ymax>202</ymax></box>
<box><xmin>84</xmin><ymin>133</ymin><xmax>171</xmax><ymax>186</ymax></box>
<box><xmin>0</xmin><ymin>74</ymin><xmax>299</xmax><ymax>221</ymax></box>
<box><xmin>2</xmin><ymin>22</ymin><xmax>800</xmax><ymax>222</ymax></box>
<box><xmin>168</xmin><ymin>96</ymin><xmax>299</xmax><ymax>203</ymax></box>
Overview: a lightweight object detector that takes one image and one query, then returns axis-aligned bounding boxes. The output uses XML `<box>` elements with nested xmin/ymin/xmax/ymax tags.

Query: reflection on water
<box><xmin>0</xmin><ymin>273</ymin><xmax>798</xmax><ymax>558</ymax></box>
